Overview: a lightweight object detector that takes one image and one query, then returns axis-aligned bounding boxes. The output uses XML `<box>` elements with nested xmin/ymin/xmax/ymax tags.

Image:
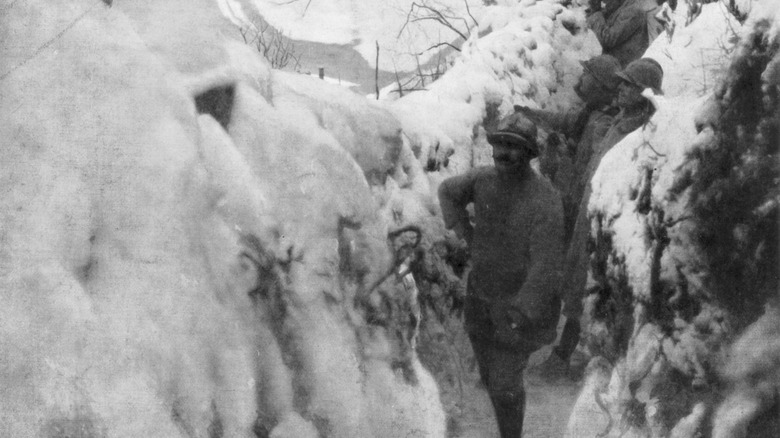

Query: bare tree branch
<box><xmin>464</xmin><ymin>0</ymin><xmax>479</xmax><ymax>28</ymax></box>
<box><xmin>302</xmin><ymin>0</ymin><xmax>313</xmax><ymax>15</ymax></box>
<box><xmin>397</xmin><ymin>3</ymin><xmax>417</xmax><ymax>38</ymax></box>
<box><xmin>416</xmin><ymin>55</ymin><xmax>425</xmax><ymax>87</ymax></box>
<box><xmin>275</xmin><ymin>0</ymin><xmax>314</xmax><ymax>16</ymax></box>
<box><xmin>415</xmin><ymin>3</ymin><xmax>470</xmax><ymax>40</ymax></box>
<box><xmin>387</xmin><ymin>50</ymin><xmax>448</xmax><ymax>97</ymax></box>
<box><xmin>390</xmin><ymin>87</ymin><xmax>428</xmax><ymax>95</ymax></box>
<box><xmin>241</xmin><ymin>20</ymin><xmax>302</xmax><ymax>70</ymax></box>
<box><xmin>414</xmin><ymin>41</ymin><xmax>460</xmax><ymax>56</ymax></box>
<box><xmin>397</xmin><ymin>1</ymin><xmax>471</xmax><ymax>42</ymax></box>
<box><xmin>394</xmin><ymin>63</ymin><xmax>404</xmax><ymax>98</ymax></box>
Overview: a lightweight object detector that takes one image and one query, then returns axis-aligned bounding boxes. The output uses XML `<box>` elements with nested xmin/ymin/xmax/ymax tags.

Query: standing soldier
<box><xmin>438</xmin><ymin>112</ymin><xmax>564</xmax><ymax>437</ymax></box>
<box><xmin>560</xmin><ymin>57</ymin><xmax>664</xmax><ymax>361</ymax></box>
<box><xmin>587</xmin><ymin>0</ymin><xmax>664</xmax><ymax>67</ymax></box>
<box><xmin>515</xmin><ymin>54</ymin><xmax>623</xmax><ymax>378</ymax></box>
<box><xmin>516</xmin><ymin>54</ymin><xmax>622</xmax><ymax>243</ymax></box>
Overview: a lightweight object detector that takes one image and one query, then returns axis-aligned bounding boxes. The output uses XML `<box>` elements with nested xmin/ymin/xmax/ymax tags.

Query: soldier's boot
<box><xmin>490</xmin><ymin>390</ymin><xmax>526</xmax><ymax>438</ymax></box>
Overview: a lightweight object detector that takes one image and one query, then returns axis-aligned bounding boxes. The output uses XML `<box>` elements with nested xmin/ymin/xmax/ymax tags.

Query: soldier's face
<box><xmin>617</xmin><ymin>80</ymin><xmax>645</xmax><ymax>108</ymax></box>
<box><xmin>575</xmin><ymin>71</ymin><xmax>613</xmax><ymax>106</ymax></box>
<box><xmin>492</xmin><ymin>142</ymin><xmax>530</xmax><ymax>174</ymax></box>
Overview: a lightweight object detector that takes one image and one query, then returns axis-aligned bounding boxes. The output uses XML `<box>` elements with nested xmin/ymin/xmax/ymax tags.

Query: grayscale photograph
<box><xmin>1</xmin><ymin>0</ymin><xmax>777</xmax><ymax>436</ymax></box>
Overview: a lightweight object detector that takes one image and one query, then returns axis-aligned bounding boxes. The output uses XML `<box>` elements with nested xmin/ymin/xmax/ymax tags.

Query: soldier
<box><xmin>587</xmin><ymin>0</ymin><xmax>664</xmax><ymax>67</ymax></box>
<box><xmin>559</xmin><ymin>57</ymin><xmax>664</xmax><ymax>370</ymax></box>
<box><xmin>516</xmin><ymin>54</ymin><xmax>623</xmax><ymax>378</ymax></box>
<box><xmin>438</xmin><ymin>112</ymin><xmax>564</xmax><ymax>437</ymax></box>
<box><xmin>516</xmin><ymin>54</ymin><xmax>622</xmax><ymax>243</ymax></box>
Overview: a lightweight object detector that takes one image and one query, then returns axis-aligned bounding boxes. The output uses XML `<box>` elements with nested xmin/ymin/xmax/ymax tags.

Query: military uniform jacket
<box><xmin>438</xmin><ymin>167</ymin><xmax>564</xmax><ymax>326</ymax></box>
<box><xmin>587</xmin><ymin>0</ymin><xmax>662</xmax><ymax>67</ymax></box>
<box><xmin>525</xmin><ymin>104</ymin><xmax>618</xmax><ymax>242</ymax></box>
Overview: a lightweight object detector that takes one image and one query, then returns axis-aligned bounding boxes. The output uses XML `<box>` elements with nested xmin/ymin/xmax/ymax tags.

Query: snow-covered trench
<box><xmin>0</xmin><ymin>0</ymin><xmax>602</xmax><ymax>436</ymax></box>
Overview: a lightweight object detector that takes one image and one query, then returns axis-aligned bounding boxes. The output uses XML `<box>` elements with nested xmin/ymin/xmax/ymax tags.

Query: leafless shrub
<box><xmin>240</xmin><ymin>20</ymin><xmax>302</xmax><ymax>71</ymax></box>
<box><xmin>397</xmin><ymin>0</ymin><xmax>479</xmax><ymax>55</ymax></box>
<box><xmin>389</xmin><ymin>52</ymin><xmax>450</xmax><ymax>97</ymax></box>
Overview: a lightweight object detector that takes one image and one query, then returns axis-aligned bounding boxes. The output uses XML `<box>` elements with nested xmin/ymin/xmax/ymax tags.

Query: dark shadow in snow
<box><xmin>195</xmin><ymin>85</ymin><xmax>235</xmax><ymax>130</ymax></box>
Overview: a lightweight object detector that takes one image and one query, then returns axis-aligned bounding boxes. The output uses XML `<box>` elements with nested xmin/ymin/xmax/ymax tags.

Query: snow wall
<box><xmin>6</xmin><ymin>0</ymin><xmax>776</xmax><ymax>437</ymax></box>
<box><xmin>381</xmin><ymin>1</ymin><xmax>602</xmax><ymax>434</ymax></box>
<box><xmin>0</xmin><ymin>0</ymin><xmax>442</xmax><ymax>436</ymax></box>
<box><xmin>565</xmin><ymin>1</ymin><xmax>780</xmax><ymax>437</ymax></box>
<box><xmin>0</xmin><ymin>0</ymin><xmax>602</xmax><ymax>436</ymax></box>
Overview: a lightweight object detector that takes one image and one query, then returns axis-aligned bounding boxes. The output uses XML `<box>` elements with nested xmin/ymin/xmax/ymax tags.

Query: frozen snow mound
<box><xmin>0</xmin><ymin>0</ymin><xmax>445</xmax><ymax>437</ymax></box>
<box><xmin>567</xmin><ymin>1</ymin><xmax>780</xmax><ymax>437</ymax></box>
<box><xmin>388</xmin><ymin>0</ymin><xmax>601</xmax><ymax>177</ymax></box>
<box><xmin>644</xmin><ymin>1</ymin><xmax>743</xmax><ymax>98</ymax></box>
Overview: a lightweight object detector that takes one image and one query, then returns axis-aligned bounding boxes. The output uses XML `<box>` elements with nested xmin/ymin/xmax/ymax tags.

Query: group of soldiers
<box><xmin>437</xmin><ymin>0</ymin><xmax>668</xmax><ymax>436</ymax></box>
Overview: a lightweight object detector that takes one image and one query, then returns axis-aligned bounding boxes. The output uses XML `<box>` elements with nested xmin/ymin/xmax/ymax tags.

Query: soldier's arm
<box><xmin>515</xmin><ymin>105</ymin><xmax>580</xmax><ymax>138</ymax></box>
<box><xmin>438</xmin><ymin>170</ymin><xmax>479</xmax><ymax>244</ymax></box>
<box><xmin>586</xmin><ymin>8</ymin><xmax>643</xmax><ymax>51</ymax></box>
<box><xmin>512</xmin><ymin>189</ymin><xmax>565</xmax><ymax>324</ymax></box>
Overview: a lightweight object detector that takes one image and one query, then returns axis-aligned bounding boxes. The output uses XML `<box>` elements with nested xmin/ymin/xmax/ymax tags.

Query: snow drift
<box><xmin>566</xmin><ymin>1</ymin><xmax>780</xmax><ymax>437</ymax></box>
<box><xmin>0</xmin><ymin>0</ymin><xmax>445</xmax><ymax>436</ymax></box>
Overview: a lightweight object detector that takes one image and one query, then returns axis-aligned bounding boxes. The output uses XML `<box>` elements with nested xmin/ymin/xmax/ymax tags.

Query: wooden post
<box><xmin>318</xmin><ymin>67</ymin><xmax>324</xmax><ymax>79</ymax></box>
<box><xmin>375</xmin><ymin>41</ymin><xmax>380</xmax><ymax>100</ymax></box>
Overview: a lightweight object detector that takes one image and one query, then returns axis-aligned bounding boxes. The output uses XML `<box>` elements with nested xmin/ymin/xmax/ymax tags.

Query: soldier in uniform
<box><xmin>587</xmin><ymin>0</ymin><xmax>664</xmax><ymax>67</ymax></box>
<box><xmin>515</xmin><ymin>54</ymin><xmax>623</xmax><ymax>378</ymax></box>
<box><xmin>438</xmin><ymin>112</ymin><xmax>564</xmax><ymax>437</ymax></box>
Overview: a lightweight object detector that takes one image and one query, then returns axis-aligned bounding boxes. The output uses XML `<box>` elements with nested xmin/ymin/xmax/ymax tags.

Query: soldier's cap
<box><xmin>616</xmin><ymin>58</ymin><xmax>664</xmax><ymax>95</ymax></box>
<box><xmin>486</xmin><ymin>112</ymin><xmax>539</xmax><ymax>157</ymax></box>
<box><xmin>579</xmin><ymin>54</ymin><xmax>622</xmax><ymax>90</ymax></box>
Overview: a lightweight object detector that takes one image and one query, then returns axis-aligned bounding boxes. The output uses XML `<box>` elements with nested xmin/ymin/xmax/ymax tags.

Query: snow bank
<box><xmin>1</xmin><ymin>0</ymin><xmax>446</xmax><ymax>436</ymax></box>
<box><xmin>568</xmin><ymin>1</ymin><xmax>780</xmax><ymax>436</ymax></box>
<box><xmin>389</xmin><ymin>0</ymin><xmax>600</xmax><ymax>178</ymax></box>
<box><xmin>644</xmin><ymin>1</ymin><xmax>742</xmax><ymax>98</ymax></box>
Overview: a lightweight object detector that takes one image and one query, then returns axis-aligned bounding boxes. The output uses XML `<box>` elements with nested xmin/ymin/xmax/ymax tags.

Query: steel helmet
<box><xmin>486</xmin><ymin>112</ymin><xmax>539</xmax><ymax>157</ymax></box>
<box><xmin>580</xmin><ymin>54</ymin><xmax>622</xmax><ymax>90</ymax></box>
<box><xmin>616</xmin><ymin>58</ymin><xmax>664</xmax><ymax>95</ymax></box>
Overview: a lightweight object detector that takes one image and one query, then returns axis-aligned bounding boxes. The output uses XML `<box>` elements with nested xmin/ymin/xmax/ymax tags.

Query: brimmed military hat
<box><xmin>616</xmin><ymin>58</ymin><xmax>664</xmax><ymax>95</ymax></box>
<box><xmin>579</xmin><ymin>54</ymin><xmax>622</xmax><ymax>90</ymax></box>
<box><xmin>486</xmin><ymin>112</ymin><xmax>539</xmax><ymax>157</ymax></box>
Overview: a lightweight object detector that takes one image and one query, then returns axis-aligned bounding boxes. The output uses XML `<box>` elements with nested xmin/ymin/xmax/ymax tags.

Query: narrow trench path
<box><xmin>451</xmin><ymin>346</ymin><xmax>582</xmax><ymax>438</ymax></box>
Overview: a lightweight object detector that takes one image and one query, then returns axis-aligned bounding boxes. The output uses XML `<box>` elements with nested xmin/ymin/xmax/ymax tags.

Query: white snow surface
<box><xmin>388</xmin><ymin>0</ymin><xmax>600</xmax><ymax>181</ymax></box>
<box><xmin>0</xmin><ymin>0</ymin><xmax>606</xmax><ymax>434</ymax></box>
<box><xmin>1</xmin><ymin>0</ymin><xmax>445</xmax><ymax>436</ymax></box>
<box><xmin>644</xmin><ymin>1</ymin><xmax>742</xmax><ymax>98</ymax></box>
<box><xmin>589</xmin><ymin>0</ymin><xmax>779</xmax><ymax>307</ymax></box>
<box><xmin>573</xmin><ymin>2</ymin><xmax>779</xmax><ymax>437</ymax></box>
<box><xmin>6</xmin><ymin>0</ymin><xmax>775</xmax><ymax>435</ymax></box>
<box><xmin>587</xmin><ymin>0</ymin><xmax>766</xmax><ymax>305</ymax></box>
